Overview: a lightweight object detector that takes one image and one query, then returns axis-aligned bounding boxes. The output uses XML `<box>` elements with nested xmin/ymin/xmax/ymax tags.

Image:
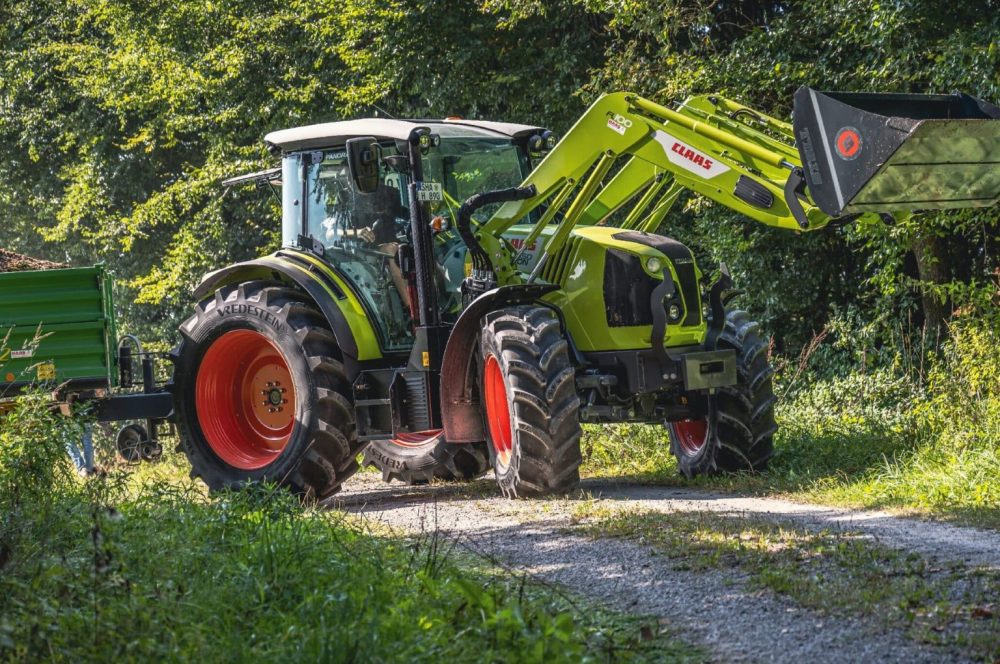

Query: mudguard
<box><xmin>192</xmin><ymin>250</ymin><xmax>382</xmax><ymax>363</ymax></box>
<box><xmin>439</xmin><ymin>283</ymin><xmax>558</xmax><ymax>443</ymax></box>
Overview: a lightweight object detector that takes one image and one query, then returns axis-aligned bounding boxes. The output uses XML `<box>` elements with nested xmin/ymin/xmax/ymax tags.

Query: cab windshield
<box><xmin>421</xmin><ymin>127</ymin><xmax>530</xmax><ymax>223</ymax></box>
<box><xmin>280</xmin><ymin>128</ymin><xmax>529</xmax><ymax>247</ymax></box>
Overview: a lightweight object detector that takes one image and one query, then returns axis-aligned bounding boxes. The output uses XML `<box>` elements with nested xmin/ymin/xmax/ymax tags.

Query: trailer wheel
<box><xmin>116</xmin><ymin>424</ymin><xmax>146</xmax><ymax>464</ymax></box>
<box><xmin>363</xmin><ymin>433</ymin><xmax>490</xmax><ymax>484</ymax></box>
<box><xmin>172</xmin><ymin>281</ymin><xmax>362</xmax><ymax>500</ymax></box>
<box><xmin>480</xmin><ymin>305</ymin><xmax>582</xmax><ymax>497</ymax></box>
<box><xmin>668</xmin><ymin>309</ymin><xmax>776</xmax><ymax>477</ymax></box>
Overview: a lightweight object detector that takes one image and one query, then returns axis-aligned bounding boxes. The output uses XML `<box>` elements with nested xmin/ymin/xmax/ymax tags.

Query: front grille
<box><xmin>610</xmin><ymin>231</ymin><xmax>702</xmax><ymax>328</ymax></box>
<box><xmin>604</xmin><ymin>249</ymin><xmax>657</xmax><ymax>327</ymax></box>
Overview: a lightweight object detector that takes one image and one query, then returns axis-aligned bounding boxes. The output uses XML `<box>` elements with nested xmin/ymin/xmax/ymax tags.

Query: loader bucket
<box><xmin>792</xmin><ymin>86</ymin><xmax>1000</xmax><ymax>217</ymax></box>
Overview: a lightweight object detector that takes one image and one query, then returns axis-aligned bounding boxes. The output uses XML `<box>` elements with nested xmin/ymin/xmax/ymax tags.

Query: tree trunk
<box><xmin>910</xmin><ymin>233</ymin><xmax>951</xmax><ymax>343</ymax></box>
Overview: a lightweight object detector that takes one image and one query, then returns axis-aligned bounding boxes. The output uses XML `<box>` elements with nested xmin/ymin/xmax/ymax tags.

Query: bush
<box><xmin>0</xmin><ymin>391</ymin><xmax>90</xmax><ymax>575</ymax></box>
<box><xmin>0</xmin><ymin>397</ymin><xmax>671</xmax><ymax>662</ymax></box>
<box><xmin>771</xmin><ymin>314</ymin><xmax>1000</xmax><ymax>516</ymax></box>
<box><xmin>854</xmin><ymin>317</ymin><xmax>1000</xmax><ymax>512</ymax></box>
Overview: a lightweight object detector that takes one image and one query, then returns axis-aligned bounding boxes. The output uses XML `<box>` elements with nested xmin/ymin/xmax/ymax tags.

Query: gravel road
<box><xmin>333</xmin><ymin>474</ymin><xmax>994</xmax><ymax>663</ymax></box>
<box><xmin>584</xmin><ymin>481</ymin><xmax>1000</xmax><ymax>570</ymax></box>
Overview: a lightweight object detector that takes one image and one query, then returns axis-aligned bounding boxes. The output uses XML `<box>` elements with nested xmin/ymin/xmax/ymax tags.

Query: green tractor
<box><xmin>172</xmin><ymin>88</ymin><xmax>1000</xmax><ymax>498</ymax></box>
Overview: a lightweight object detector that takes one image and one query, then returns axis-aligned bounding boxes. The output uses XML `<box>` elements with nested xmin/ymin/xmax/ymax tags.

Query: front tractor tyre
<box><xmin>668</xmin><ymin>309</ymin><xmax>777</xmax><ymax>477</ymax></box>
<box><xmin>172</xmin><ymin>281</ymin><xmax>363</xmax><ymax>500</ymax></box>
<box><xmin>480</xmin><ymin>306</ymin><xmax>583</xmax><ymax>497</ymax></box>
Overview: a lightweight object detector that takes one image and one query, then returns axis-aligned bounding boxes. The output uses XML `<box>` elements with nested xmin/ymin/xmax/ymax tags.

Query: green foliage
<box><xmin>831</xmin><ymin>316</ymin><xmax>1000</xmax><ymax>513</ymax></box>
<box><xmin>0</xmin><ymin>401</ymin><xmax>691</xmax><ymax>662</ymax></box>
<box><xmin>332</xmin><ymin>0</ymin><xmax>605</xmax><ymax>128</ymax></box>
<box><xmin>759</xmin><ymin>313</ymin><xmax>1000</xmax><ymax>522</ymax></box>
<box><xmin>918</xmin><ymin>321</ymin><xmax>1000</xmax><ymax>449</ymax></box>
<box><xmin>0</xmin><ymin>392</ymin><xmax>87</xmax><ymax>576</ymax></box>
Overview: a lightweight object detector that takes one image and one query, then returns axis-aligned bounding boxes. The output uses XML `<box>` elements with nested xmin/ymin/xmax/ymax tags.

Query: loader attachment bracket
<box><xmin>649</xmin><ymin>268</ymin><xmax>678</xmax><ymax>364</ymax></box>
<box><xmin>705</xmin><ymin>264</ymin><xmax>733</xmax><ymax>351</ymax></box>
<box><xmin>783</xmin><ymin>167</ymin><xmax>811</xmax><ymax>230</ymax></box>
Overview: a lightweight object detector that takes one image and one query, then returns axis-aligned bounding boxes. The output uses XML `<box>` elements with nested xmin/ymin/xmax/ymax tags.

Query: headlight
<box><xmin>668</xmin><ymin>304</ymin><xmax>682</xmax><ymax>321</ymax></box>
<box><xmin>544</xmin><ymin>132</ymin><xmax>558</xmax><ymax>150</ymax></box>
<box><xmin>645</xmin><ymin>257</ymin><xmax>662</xmax><ymax>273</ymax></box>
<box><xmin>418</xmin><ymin>133</ymin><xmax>440</xmax><ymax>150</ymax></box>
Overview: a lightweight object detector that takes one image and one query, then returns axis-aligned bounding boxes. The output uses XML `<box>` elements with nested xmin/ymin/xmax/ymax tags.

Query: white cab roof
<box><xmin>264</xmin><ymin>118</ymin><xmax>545</xmax><ymax>153</ymax></box>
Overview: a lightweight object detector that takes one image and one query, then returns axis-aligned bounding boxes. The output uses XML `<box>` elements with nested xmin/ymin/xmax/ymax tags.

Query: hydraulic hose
<box><xmin>457</xmin><ymin>185</ymin><xmax>537</xmax><ymax>274</ymax></box>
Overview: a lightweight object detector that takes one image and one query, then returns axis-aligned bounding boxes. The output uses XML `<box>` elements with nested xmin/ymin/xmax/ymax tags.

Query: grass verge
<box><xmin>0</xmin><ymin>394</ymin><xmax>703</xmax><ymax>663</ymax></box>
<box><xmin>570</xmin><ymin>504</ymin><xmax>1000</xmax><ymax>661</ymax></box>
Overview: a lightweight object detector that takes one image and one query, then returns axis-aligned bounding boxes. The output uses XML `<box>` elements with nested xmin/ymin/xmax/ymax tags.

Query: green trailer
<box><xmin>0</xmin><ymin>265</ymin><xmax>117</xmax><ymax>392</ymax></box>
<box><xmin>0</xmin><ymin>262</ymin><xmax>173</xmax><ymax>460</ymax></box>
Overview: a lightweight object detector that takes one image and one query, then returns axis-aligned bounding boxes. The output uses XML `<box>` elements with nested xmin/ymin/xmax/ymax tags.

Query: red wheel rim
<box><xmin>195</xmin><ymin>330</ymin><xmax>296</xmax><ymax>470</ymax></box>
<box><xmin>671</xmin><ymin>419</ymin><xmax>709</xmax><ymax>457</ymax></box>
<box><xmin>483</xmin><ymin>354</ymin><xmax>513</xmax><ymax>469</ymax></box>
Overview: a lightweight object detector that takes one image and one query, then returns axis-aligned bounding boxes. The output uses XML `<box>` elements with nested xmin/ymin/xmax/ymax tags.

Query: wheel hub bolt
<box><xmin>266</xmin><ymin>388</ymin><xmax>284</xmax><ymax>406</ymax></box>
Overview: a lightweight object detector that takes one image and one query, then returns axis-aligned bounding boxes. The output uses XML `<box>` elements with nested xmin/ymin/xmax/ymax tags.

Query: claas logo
<box><xmin>671</xmin><ymin>142</ymin><xmax>714</xmax><ymax>170</ymax></box>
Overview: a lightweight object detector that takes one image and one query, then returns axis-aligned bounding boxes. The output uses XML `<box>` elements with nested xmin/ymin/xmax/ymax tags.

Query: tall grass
<box><xmin>811</xmin><ymin>318</ymin><xmax>1000</xmax><ymax>516</ymax></box>
<box><xmin>0</xmin><ymin>394</ymin><xmax>693</xmax><ymax>662</ymax></box>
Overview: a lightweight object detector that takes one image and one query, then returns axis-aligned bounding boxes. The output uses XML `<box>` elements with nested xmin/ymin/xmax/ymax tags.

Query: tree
<box><xmin>546</xmin><ymin>0</ymin><xmax>1000</xmax><ymax>346</ymax></box>
<box><xmin>0</xmin><ymin>0</ymin><xmax>605</xmax><ymax>339</ymax></box>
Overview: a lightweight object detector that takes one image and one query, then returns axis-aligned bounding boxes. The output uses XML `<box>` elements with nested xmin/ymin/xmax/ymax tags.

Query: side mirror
<box><xmin>346</xmin><ymin>136</ymin><xmax>380</xmax><ymax>193</ymax></box>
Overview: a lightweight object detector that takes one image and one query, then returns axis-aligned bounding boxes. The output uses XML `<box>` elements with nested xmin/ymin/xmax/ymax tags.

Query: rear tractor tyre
<box><xmin>479</xmin><ymin>305</ymin><xmax>583</xmax><ymax>497</ymax></box>
<box><xmin>668</xmin><ymin>309</ymin><xmax>777</xmax><ymax>478</ymax></box>
<box><xmin>172</xmin><ymin>281</ymin><xmax>363</xmax><ymax>500</ymax></box>
<box><xmin>363</xmin><ymin>434</ymin><xmax>490</xmax><ymax>484</ymax></box>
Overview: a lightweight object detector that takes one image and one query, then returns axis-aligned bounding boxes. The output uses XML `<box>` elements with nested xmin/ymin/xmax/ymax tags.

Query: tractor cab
<box><xmin>264</xmin><ymin>118</ymin><xmax>548</xmax><ymax>351</ymax></box>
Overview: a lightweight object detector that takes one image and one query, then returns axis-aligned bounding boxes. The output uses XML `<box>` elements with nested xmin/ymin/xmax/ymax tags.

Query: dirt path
<box><xmin>334</xmin><ymin>474</ymin><xmax>994</xmax><ymax>663</ymax></box>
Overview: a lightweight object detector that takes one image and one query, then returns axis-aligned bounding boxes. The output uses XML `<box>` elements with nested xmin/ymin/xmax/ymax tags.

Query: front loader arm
<box><xmin>483</xmin><ymin>91</ymin><xmax>828</xmax><ymax>241</ymax></box>
<box><xmin>480</xmin><ymin>87</ymin><xmax>1000</xmax><ymax>281</ymax></box>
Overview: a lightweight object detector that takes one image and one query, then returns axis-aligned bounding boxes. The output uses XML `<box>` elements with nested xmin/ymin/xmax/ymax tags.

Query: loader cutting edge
<box><xmin>792</xmin><ymin>86</ymin><xmax>1000</xmax><ymax>217</ymax></box>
